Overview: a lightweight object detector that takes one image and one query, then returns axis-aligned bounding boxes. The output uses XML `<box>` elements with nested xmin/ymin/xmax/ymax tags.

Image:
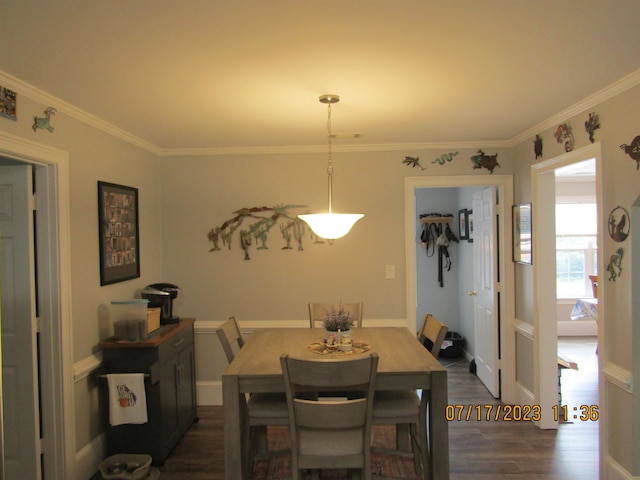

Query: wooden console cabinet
<box><xmin>99</xmin><ymin>318</ymin><xmax>198</xmax><ymax>463</ymax></box>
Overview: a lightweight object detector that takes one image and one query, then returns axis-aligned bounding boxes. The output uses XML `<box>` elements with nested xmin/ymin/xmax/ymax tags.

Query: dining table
<box><xmin>222</xmin><ymin>326</ymin><xmax>449</xmax><ymax>480</ymax></box>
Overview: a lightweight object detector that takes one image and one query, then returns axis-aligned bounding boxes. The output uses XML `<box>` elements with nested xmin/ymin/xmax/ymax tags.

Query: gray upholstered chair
<box><xmin>308</xmin><ymin>302</ymin><xmax>364</xmax><ymax>329</ymax></box>
<box><xmin>280</xmin><ymin>352</ymin><xmax>378</xmax><ymax>480</ymax></box>
<box><xmin>372</xmin><ymin>313</ymin><xmax>448</xmax><ymax>477</ymax></box>
<box><xmin>216</xmin><ymin>317</ymin><xmax>289</xmax><ymax>471</ymax></box>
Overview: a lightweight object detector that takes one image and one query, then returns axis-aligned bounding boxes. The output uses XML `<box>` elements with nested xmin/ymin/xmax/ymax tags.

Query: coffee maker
<box><xmin>142</xmin><ymin>283</ymin><xmax>180</xmax><ymax>324</ymax></box>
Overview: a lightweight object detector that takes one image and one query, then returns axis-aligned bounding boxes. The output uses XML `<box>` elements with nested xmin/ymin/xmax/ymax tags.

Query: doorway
<box><xmin>0</xmin><ymin>132</ymin><xmax>74</xmax><ymax>478</ymax></box>
<box><xmin>404</xmin><ymin>174</ymin><xmax>517</xmax><ymax>404</ymax></box>
<box><xmin>532</xmin><ymin>143</ymin><xmax>603</xmax><ymax>434</ymax></box>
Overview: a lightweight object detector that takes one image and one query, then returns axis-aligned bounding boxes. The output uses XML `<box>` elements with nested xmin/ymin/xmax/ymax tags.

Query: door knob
<box><xmin>468</xmin><ymin>290</ymin><xmax>478</xmax><ymax>296</ymax></box>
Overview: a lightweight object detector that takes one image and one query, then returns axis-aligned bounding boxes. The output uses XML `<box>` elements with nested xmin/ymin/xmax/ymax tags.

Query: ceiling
<box><xmin>1</xmin><ymin>0</ymin><xmax>639</xmax><ymax>154</ymax></box>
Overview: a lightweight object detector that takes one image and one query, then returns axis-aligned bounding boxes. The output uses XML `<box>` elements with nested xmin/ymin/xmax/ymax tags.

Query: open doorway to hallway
<box><xmin>404</xmin><ymin>175</ymin><xmax>517</xmax><ymax>404</ymax></box>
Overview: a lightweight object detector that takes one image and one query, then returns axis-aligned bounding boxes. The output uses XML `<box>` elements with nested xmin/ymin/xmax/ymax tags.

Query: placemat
<box><xmin>307</xmin><ymin>340</ymin><xmax>370</xmax><ymax>355</ymax></box>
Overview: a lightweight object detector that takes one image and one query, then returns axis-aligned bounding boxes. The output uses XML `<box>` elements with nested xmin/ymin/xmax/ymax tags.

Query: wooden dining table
<box><xmin>222</xmin><ymin>326</ymin><xmax>449</xmax><ymax>480</ymax></box>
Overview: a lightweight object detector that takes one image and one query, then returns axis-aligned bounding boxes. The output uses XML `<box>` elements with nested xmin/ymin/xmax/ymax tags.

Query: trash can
<box><xmin>439</xmin><ymin>332</ymin><xmax>464</xmax><ymax>358</ymax></box>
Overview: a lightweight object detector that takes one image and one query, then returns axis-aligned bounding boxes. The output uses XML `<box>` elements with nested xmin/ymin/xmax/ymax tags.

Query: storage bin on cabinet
<box><xmin>99</xmin><ymin>318</ymin><xmax>198</xmax><ymax>464</ymax></box>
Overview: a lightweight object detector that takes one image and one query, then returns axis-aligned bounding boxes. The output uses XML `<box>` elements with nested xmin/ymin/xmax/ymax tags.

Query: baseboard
<box><xmin>557</xmin><ymin>320</ymin><xmax>597</xmax><ymax>336</ymax></box>
<box><xmin>606</xmin><ymin>456</ymin><xmax>639</xmax><ymax>480</ymax></box>
<box><xmin>196</xmin><ymin>380</ymin><xmax>222</xmax><ymax>406</ymax></box>
<box><xmin>515</xmin><ymin>381</ymin><xmax>535</xmax><ymax>405</ymax></box>
<box><xmin>75</xmin><ymin>432</ymin><xmax>105</xmax><ymax>480</ymax></box>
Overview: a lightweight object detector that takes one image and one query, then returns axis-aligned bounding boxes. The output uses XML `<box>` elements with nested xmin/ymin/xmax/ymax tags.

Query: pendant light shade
<box><xmin>298</xmin><ymin>94</ymin><xmax>364</xmax><ymax>240</ymax></box>
<box><xmin>298</xmin><ymin>212</ymin><xmax>364</xmax><ymax>240</ymax></box>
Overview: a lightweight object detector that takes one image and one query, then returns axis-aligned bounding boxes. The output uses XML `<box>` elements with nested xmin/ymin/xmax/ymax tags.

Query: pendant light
<box><xmin>298</xmin><ymin>94</ymin><xmax>364</xmax><ymax>240</ymax></box>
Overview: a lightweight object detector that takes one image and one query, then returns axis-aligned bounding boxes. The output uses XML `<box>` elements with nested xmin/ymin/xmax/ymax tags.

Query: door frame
<box><xmin>531</xmin><ymin>143</ymin><xmax>604</xmax><ymax>432</ymax></box>
<box><xmin>0</xmin><ymin>131</ymin><xmax>75</xmax><ymax>478</ymax></box>
<box><xmin>405</xmin><ymin>174</ymin><xmax>516</xmax><ymax>403</ymax></box>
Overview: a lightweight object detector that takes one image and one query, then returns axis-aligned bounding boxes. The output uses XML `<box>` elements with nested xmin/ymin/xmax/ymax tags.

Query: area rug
<box><xmin>252</xmin><ymin>425</ymin><xmax>420</xmax><ymax>480</ymax></box>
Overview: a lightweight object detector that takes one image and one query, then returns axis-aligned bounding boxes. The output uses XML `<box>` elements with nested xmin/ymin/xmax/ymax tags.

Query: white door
<box><xmin>472</xmin><ymin>187</ymin><xmax>500</xmax><ymax>397</ymax></box>
<box><xmin>0</xmin><ymin>164</ymin><xmax>41</xmax><ymax>479</ymax></box>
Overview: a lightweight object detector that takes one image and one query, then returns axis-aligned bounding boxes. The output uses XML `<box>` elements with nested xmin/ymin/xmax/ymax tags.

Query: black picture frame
<box><xmin>98</xmin><ymin>181</ymin><xmax>140</xmax><ymax>285</ymax></box>
<box><xmin>513</xmin><ymin>203</ymin><xmax>532</xmax><ymax>265</ymax></box>
<box><xmin>467</xmin><ymin>209</ymin><xmax>474</xmax><ymax>243</ymax></box>
<box><xmin>458</xmin><ymin>209</ymin><xmax>469</xmax><ymax>240</ymax></box>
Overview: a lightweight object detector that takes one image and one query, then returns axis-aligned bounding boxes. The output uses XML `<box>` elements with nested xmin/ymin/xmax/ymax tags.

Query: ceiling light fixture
<box><xmin>298</xmin><ymin>94</ymin><xmax>364</xmax><ymax>241</ymax></box>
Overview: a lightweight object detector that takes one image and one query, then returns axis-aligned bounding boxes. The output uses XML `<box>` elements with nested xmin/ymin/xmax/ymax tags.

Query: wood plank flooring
<box><xmin>152</xmin><ymin>337</ymin><xmax>599</xmax><ymax>480</ymax></box>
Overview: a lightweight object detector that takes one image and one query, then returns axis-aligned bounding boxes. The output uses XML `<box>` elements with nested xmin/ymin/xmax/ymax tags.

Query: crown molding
<box><xmin>159</xmin><ymin>140</ymin><xmax>511</xmax><ymax>157</ymax></box>
<box><xmin>508</xmin><ymin>68</ymin><xmax>640</xmax><ymax>147</ymax></box>
<box><xmin>0</xmin><ymin>71</ymin><xmax>162</xmax><ymax>155</ymax></box>
<box><xmin>3</xmin><ymin>68</ymin><xmax>639</xmax><ymax>157</ymax></box>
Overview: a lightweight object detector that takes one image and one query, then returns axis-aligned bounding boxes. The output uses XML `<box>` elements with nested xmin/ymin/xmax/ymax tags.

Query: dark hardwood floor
<box><xmin>152</xmin><ymin>337</ymin><xmax>599</xmax><ymax>480</ymax></box>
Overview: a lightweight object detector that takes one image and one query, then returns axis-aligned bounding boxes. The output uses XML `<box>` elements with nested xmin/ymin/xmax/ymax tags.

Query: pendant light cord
<box><xmin>327</xmin><ymin>101</ymin><xmax>334</xmax><ymax>214</ymax></box>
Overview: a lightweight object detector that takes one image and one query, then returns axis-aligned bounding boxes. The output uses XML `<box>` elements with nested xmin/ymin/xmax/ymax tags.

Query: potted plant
<box><xmin>322</xmin><ymin>304</ymin><xmax>355</xmax><ymax>332</ymax></box>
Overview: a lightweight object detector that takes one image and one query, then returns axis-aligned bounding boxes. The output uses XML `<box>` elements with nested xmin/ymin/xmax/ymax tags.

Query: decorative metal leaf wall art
<box><xmin>207</xmin><ymin>204</ymin><xmax>324</xmax><ymax>260</ymax></box>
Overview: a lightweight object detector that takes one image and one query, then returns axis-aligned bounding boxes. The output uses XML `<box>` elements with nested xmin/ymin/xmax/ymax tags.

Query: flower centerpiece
<box><xmin>322</xmin><ymin>304</ymin><xmax>355</xmax><ymax>332</ymax></box>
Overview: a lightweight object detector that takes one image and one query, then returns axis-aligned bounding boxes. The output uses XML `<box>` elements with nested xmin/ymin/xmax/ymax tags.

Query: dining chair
<box><xmin>418</xmin><ymin>313</ymin><xmax>449</xmax><ymax>356</ymax></box>
<box><xmin>280</xmin><ymin>352</ymin><xmax>379</xmax><ymax>480</ymax></box>
<box><xmin>216</xmin><ymin>317</ymin><xmax>289</xmax><ymax>472</ymax></box>
<box><xmin>372</xmin><ymin>313</ymin><xmax>448</xmax><ymax>477</ymax></box>
<box><xmin>308</xmin><ymin>302</ymin><xmax>364</xmax><ymax>328</ymax></box>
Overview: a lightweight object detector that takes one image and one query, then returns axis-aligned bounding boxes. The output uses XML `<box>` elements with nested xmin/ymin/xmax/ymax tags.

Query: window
<box><xmin>556</xmin><ymin>203</ymin><xmax>597</xmax><ymax>298</ymax></box>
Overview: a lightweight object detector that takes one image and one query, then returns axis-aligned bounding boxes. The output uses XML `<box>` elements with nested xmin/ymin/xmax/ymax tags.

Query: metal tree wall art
<box><xmin>470</xmin><ymin>150</ymin><xmax>499</xmax><ymax>173</ymax></box>
<box><xmin>619</xmin><ymin>135</ymin><xmax>640</xmax><ymax>170</ymax></box>
<box><xmin>207</xmin><ymin>204</ymin><xmax>322</xmax><ymax>260</ymax></box>
<box><xmin>33</xmin><ymin>106</ymin><xmax>56</xmax><ymax>132</ymax></box>
<box><xmin>584</xmin><ymin>112</ymin><xmax>600</xmax><ymax>143</ymax></box>
<box><xmin>554</xmin><ymin>123</ymin><xmax>574</xmax><ymax>152</ymax></box>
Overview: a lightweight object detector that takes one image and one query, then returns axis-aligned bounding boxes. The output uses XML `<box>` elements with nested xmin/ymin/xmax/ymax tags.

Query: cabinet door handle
<box><xmin>172</xmin><ymin>338</ymin><xmax>186</xmax><ymax>348</ymax></box>
<box><xmin>175</xmin><ymin>364</ymin><xmax>181</xmax><ymax>388</ymax></box>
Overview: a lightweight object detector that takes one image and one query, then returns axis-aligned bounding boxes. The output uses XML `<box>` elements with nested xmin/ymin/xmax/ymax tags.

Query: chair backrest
<box><xmin>417</xmin><ymin>313</ymin><xmax>448</xmax><ymax>356</ymax></box>
<box><xmin>280</xmin><ymin>353</ymin><xmax>378</xmax><ymax>474</ymax></box>
<box><xmin>308</xmin><ymin>302</ymin><xmax>364</xmax><ymax>329</ymax></box>
<box><xmin>216</xmin><ymin>316</ymin><xmax>245</xmax><ymax>363</ymax></box>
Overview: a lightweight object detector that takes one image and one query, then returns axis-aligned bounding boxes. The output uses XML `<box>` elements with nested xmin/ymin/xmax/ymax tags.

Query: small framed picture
<box><xmin>513</xmin><ymin>203</ymin><xmax>532</xmax><ymax>264</ymax></box>
<box><xmin>467</xmin><ymin>210</ymin><xmax>474</xmax><ymax>243</ymax></box>
<box><xmin>0</xmin><ymin>86</ymin><xmax>17</xmax><ymax>120</ymax></box>
<box><xmin>98</xmin><ymin>181</ymin><xmax>140</xmax><ymax>285</ymax></box>
<box><xmin>458</xmin><ymin>209</ymin><xmax>469</xmax><ymax>240</ymax></box>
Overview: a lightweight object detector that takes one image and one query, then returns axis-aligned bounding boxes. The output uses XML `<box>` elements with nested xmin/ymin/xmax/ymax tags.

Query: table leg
<box><xmin>429</xmin><ymin>370</ymin><xmax>449</xmax><ymax>480</ymax></box>
<box><xmin>223</xmin><ymin>374</ymin><xmax>248</xmax><ymax>480</ymax></box>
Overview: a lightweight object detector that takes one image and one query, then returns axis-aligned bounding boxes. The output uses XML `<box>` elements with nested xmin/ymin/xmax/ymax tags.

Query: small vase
<box><xmin>326</xmin><ymin>329</ymin><xmax>350</xmax><ymax>345</ymax></box>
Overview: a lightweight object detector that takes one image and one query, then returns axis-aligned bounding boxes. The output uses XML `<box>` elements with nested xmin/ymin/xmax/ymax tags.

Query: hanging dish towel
<box><xmin>107</xmin><ymin>373</ymin><xmax>148</xmax><ymax>426</ymax></box>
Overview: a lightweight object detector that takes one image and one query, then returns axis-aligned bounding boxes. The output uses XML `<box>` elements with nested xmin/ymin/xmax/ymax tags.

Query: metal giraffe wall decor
<box><xmin>207</xmin><ymin>204</ymin><xmax>324</xmax><ymax>260</ymax></box>
<box><xmin>33</xmin><ymin>106</ymin><xmax>56</xmax><ymax>132</ymax></box>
